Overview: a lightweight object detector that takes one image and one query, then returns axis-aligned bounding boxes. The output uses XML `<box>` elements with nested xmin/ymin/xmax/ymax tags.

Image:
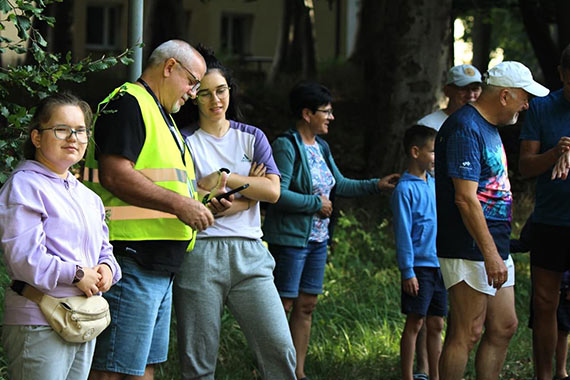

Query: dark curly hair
<box><xmin>184</xmin><ymin>44</ymin><xmax>243</xmax><ymax>123</ymax></box>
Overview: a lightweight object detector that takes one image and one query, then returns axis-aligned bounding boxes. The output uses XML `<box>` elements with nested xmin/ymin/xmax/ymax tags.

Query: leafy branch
<box><xmin>0</xmin><ymin>0</ymin><xmax>138</xmax><ymax>182</ymax></box>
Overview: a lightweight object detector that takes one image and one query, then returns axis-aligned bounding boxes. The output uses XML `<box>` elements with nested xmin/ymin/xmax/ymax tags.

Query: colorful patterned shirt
<box><xmin>435</xmin><ymin>104</ymin><xmax>512</xmax><ymax>261</ymax></box>
<box><xmin>305</xmin><ymin>143</ymin><xmax>336</xmax><ymax>242</ymax></box>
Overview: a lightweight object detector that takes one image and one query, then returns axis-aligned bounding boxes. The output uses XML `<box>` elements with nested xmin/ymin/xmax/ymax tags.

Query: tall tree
<box><xmin>147</xmin><ymin>0</ymin><xmax>187</xmax><ymax>54</ymax></box>
<box><xmin>352</xmin><ymin>0</ymin><xmax>453</xmax><ymax>174</ymax></box>
<box><xmin>519</xmin><ymin>0</ymin><xmax>570</xmax><ymax>89</ymax></box>
<box><xmin>267</xmin><ymin>0</ymin><xmax>317</xmax><ymax>83</ymax></box>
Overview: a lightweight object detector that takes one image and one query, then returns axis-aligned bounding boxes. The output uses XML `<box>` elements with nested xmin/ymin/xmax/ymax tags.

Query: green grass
<box><xmin>0</xmin><ymin>209</ymin><xmax>536</xmax><ymax>380</ymax></box>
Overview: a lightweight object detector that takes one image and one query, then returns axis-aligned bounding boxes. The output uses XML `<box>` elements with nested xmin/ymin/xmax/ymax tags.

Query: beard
<box><xmin>506</xmin><ymin>112</ymin><xmax>519</xmax><ymax>126</ymax></box>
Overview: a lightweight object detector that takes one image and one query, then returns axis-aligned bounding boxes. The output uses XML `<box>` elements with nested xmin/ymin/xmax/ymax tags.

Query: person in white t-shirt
<box><xmin>172</xmin><ymin>47</ymin><xmax>296</xmax><ymax>380</ymax></box>
<box><xmin>417</xmin><ymin>64</ymin><xmax>483</xmax><ymax>131</ymax></box>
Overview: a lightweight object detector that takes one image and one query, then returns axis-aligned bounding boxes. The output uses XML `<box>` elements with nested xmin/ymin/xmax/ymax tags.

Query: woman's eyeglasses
<box><xmin>39</xmin><ymin>125</ymin><xmax>90</xmax><ymax>144</ymax></box>
<box><xmin>196</xmin><ymin>86</ymin><xmax>231</xmax><ymax>104</ymax></box>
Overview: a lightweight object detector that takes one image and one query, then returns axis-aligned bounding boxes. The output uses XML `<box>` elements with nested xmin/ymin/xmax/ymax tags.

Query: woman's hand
<box><xmin>317</xmin><ymin>195</ymin><xmax>332</xmax><ymax>218</ymax></box>
<box><xmin>249</xmin><ymin>162</ymin><xmax>266</xmax><ymax>177</ymax></box>
<box><xmin>205</xmin><ymin>172</ymin><xmax>233</xmax><ymax>215</ymax></box>
<box><xmin>197</xmin><ymin>171</ymin><xmax>221</xmax><ymax>191</ymax></box>
<box><xmin>94</xmin><ymin>264</ymin><xmax>113</xmax><ymax>293</ymax></box>
<box><xmin>75</xmin><ymin>267</ymin><xmax>102</xmax><ymax>297</ymax></box>
<box><xmin>377</xmin><ymin>173</ymin><xmax>401</xmax><ymax>191</ymax></box>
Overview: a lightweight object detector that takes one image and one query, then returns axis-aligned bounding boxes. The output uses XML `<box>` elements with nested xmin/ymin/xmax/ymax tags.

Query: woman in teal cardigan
<box><xmin>262</xmin><ymin>81</ymin><xmax>399</xmax><ymax>380</ymax></box>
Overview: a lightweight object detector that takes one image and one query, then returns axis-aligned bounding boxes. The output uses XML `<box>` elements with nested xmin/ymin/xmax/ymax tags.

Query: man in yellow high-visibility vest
<box><xmin>85</xmin><ymin>40</ymin><xmax>229</xmax><ymax>380</ymax></box>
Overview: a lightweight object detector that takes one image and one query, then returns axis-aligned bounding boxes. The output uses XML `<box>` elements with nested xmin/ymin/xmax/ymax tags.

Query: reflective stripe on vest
<box><xmin>84</xmin><ymin>167</ymin><xmax>190</xmax><ymax>185</ymax></box>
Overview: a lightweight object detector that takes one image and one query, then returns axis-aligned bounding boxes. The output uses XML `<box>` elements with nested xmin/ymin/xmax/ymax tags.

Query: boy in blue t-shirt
<box><xmin>391</xmin><ymin>125</ymin><xmax>447</xmax><ymax>380</ymax></box>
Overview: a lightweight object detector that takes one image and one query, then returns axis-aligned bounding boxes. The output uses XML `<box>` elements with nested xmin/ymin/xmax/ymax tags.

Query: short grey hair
<box><xmin>147</xmin><ymin>40</ymin><xmax>195</xmax><ymax>68</ymax></box>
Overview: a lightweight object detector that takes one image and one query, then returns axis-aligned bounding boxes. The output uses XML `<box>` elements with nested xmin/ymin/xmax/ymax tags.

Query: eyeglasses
<box><xmin>196</xmin><ymin>86</ymin><xmax>231</xmax><ymax>104</ymax></box>
<box><xmin>315</xmin><ymin>108</ymin><xmax>334</xmax><ymax>117</ymax></box>
<box><xmin>39</xmin><ymin>125</ymin><xmax>90</xmax><ymax>144</ymax></box>
<box><xmin>174</xmin><ymin>59</ymin><xmax>201</xmax><ymax>93</ymax></box>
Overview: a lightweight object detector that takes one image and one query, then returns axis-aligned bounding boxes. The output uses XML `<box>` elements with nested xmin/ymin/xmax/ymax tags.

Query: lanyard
<box><xmin>138</xmin><ymin>78</ymin><xmax>186</xmax><ymax>165</ymax></box>
<box><xmin>137</xmin><ymin>78</ymin><xmax>197</xmax><ymax>199</ymax></box>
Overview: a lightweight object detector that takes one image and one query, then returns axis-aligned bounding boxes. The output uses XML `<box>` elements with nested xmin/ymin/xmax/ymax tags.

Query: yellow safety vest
<box><xmin>83</xmin><ymin>82</ymin><xmax>197</xmax><ymax>250</ymax></box>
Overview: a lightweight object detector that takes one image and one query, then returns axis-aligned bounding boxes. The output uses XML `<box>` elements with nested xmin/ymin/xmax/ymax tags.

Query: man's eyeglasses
<box><xmin>175</xmin><ymin>59</ymin><xmax>201</xmax><ymax>93</ymax></box>
<box><xmin>196</xmin><ymin>86</ymin><xmax>231</xmax><ymax>104</ymax></box>
<box><xmin>315</xmin><ymin>108</ymin><xmax>334</xmax><ymax>117</ymax></box>
<box><xmin>39</xmin><ymin>125</ymin><xmax>90</xmax><ymax>144</ymax></box>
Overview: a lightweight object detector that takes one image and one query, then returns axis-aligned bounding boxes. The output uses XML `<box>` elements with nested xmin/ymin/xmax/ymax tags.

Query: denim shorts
<box><xmin>269</xmin><ymin>241</ymin><xmax>328</xmax><ymax>298</ymax></box>
<box><xmin>401</xmin><ymin>267</ymin><xmax>448</xmax><ymax>317</ymax></box>
<box><xmin>91</xmin><ymin>255</ymin><xmax>173</xmax><ymax>376</ymax></box>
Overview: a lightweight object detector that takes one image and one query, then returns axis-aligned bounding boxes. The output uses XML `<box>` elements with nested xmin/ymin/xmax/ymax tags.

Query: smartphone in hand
<box><xmin>204</xmin><ymin>184</ymin><xmax>250</xmax><ymax>204</ymax></box>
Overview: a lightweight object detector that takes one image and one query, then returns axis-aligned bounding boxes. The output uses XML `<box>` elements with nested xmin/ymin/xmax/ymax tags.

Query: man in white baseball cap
<box><xmin>417</xmin><ymin>64</ymin><xmax>483</xmax><ymax>131</ymax></box>
<box><xmin>435</xmin><ymin>60</ymin><xmax>549</xmax><ymax>380</ymax></box>
<box><xmin>520</xmin><ymin>44</ymin><xmax>570</xmax><ymax>380</ymax></box>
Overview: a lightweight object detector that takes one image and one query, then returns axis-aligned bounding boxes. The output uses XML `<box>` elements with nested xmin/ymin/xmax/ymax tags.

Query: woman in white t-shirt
<box><xmin>172</xmin><ymin>47</ymin><xmax>296</xmax><ymax>380</ymax></box>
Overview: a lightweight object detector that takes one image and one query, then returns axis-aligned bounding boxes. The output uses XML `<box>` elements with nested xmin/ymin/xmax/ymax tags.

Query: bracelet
<box><xmin>202</xmin><ymin>193</ymin><xmax>211</xmax><ymax>205</ymax></box>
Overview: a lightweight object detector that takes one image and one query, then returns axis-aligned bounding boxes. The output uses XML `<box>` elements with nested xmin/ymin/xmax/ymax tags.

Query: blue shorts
<box><xmin>401</xmin><ymin>267</ymin><xmax>447</xmax><ymax>317</ymax></box>
<box><xmin>91</xmin><ymin>255</ymin><xmax>173</xmax><ymax>376</ymax></box>
<box><xmin>270</xmin><ymin>241</ymin><xmax>328</xmax><ymax>298</ymax></box>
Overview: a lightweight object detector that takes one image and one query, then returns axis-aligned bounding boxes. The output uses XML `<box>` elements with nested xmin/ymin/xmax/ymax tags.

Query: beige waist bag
<box><xmin>15</xmin><ymin>282</ymin><xmax>111</xmax><ymax>343</ymax></box>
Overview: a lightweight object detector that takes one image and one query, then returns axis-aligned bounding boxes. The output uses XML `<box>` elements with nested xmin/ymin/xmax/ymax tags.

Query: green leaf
<box><xmin>88</xmin><ymin>61</ymin><xmax>109</xmax><ymax>71</ymax></box>
<box><xmin>33</xmin><ymin>29</ymin><xmax>48</xmax><ymax>47</ymax></box>
<box><xmin>15</xmin><ymin>15</ymin><xmax>31</xmax><ymax>40</ymax></box>
<box><xmin>104</xmin><ymin>57</ymin><xmax>117</xmax><ymax>66</ymax></box>
<box><xmin>0</xmin><ymin>0</ymin><xmax>11</xmax><ymax>12</ymax></box>
<box><xmin>120</xmin><ymin>56</ymin><xmax>134</xmax><ymax>65</ymax></box>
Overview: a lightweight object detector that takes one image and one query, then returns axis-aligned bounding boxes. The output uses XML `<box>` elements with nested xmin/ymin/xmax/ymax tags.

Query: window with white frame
<box><xmin>220</xmin><ymin>13</ymin><xmax>253</xmax><ymax>56</ymax></box>
<box><xmin>86</xmin><ymin>4</ymin><xmax>121</xmax><ymax>50</ymax></box>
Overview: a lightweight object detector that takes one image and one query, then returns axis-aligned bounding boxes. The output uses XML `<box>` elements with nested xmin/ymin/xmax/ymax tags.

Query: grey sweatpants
<box><xmin>173</xmin><ymin>238</ymin><xmax>296</xmax><ymax>380</ymax></box>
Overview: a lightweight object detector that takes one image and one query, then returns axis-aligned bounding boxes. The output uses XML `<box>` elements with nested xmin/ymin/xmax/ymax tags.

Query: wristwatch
<box><xmin>219</xmin><ymin>168</ymin><xmax>231</xmax><ymax>175</ymax></box>
<box><xmin>72</xmin><ymin>265</ymin><xmax>84</xmax><ymax>284</ymax></box>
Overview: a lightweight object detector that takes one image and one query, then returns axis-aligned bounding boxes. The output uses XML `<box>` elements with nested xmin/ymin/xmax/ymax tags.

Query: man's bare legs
<box><xmin>439</xmin><ymin>281</ymin><xmax>487</xmax><ymax>380</ymax></box>
<box><xmin>533</xmin><ymin>266</ymin><xmax>563</xmax><ymax>380</ymax></box>
<box><xmin>89</xmin><ymin>365</ymin><xmax>154</xmax><ymax>380</ymax></box>
<box><xmin>555</xmin><ymin>330</ymin><xmax>569</xmax><ymax>379</ymax></box>
<box><xmin>474</xmin><ymin>286</ymin><xmax>518</xmax><ymax>380</ymax></box>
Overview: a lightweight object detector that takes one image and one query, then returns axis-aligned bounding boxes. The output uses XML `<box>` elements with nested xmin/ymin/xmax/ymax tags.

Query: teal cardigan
<box><xmin>262</xmin><ymin>128</ymin><xmax>381</xmax><ymax>247</ymax></box>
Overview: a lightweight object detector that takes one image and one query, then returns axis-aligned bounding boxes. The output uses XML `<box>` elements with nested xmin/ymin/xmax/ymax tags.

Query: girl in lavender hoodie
<box><xmin>0</xmin><ymin>93</ymin><xmax>121</xmax><ymax>380</ymax></box>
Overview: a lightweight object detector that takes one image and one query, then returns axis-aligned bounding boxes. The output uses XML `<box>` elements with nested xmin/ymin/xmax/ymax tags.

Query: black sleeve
<box><xmin>93</xmin><ymin>93</ymin><xmax>146</xmax><ymax>163</ymax></box>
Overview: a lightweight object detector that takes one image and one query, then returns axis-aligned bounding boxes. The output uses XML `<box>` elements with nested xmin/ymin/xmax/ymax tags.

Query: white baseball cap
<box><xmin>485</xmin><ymin>61</ymin><xmax>549</xmax><ymax>97</ymax></box>
<box><xmin>446</xmin><ymin>64</ymin><xmax>482</xmax><ymax>87</ymax></box>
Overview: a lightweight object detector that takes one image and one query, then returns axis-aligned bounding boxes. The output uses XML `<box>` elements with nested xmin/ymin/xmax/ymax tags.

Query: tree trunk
<box><xmin>354</xmin><ymin>0</ymin><xmax>452</xmax><ymax>175</ymax></box>
<box><xmin>148</xmin><ymin>0</ymin><xmax>186</xmax><ymax>53</ymax></box>
<box><xmin>266</xmin><ymin>0</ymin><xmax>318</xmax><ymax>83</ymax></box>
<box><xmin>471</xmin><ymin>9</ymin><xmax>492</xmax><ymax>73</ymax></box>
<box><xmin>556</xmin><ymin>0</ymin><xmax>570</xmax><ymax>52</ymax></box>
<box><xmin>519</xmin><ymin>0</ymin><xmax>560</xmax><ymax>89</ymax></box>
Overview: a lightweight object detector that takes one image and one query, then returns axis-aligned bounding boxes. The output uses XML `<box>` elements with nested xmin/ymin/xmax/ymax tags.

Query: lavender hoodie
<box><xmin>0</xmin><ymin>160</ymin><xmax>121</xmax><ymax>325</ymax></box>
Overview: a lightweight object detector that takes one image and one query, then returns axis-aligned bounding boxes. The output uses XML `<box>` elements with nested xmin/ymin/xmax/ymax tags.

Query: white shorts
<box><xmin>439</xmin><ymin>255</ymin><xmax>515</xmax><ymax>296</ymax></box>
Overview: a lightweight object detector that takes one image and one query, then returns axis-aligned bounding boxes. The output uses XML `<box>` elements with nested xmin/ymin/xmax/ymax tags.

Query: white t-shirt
<box><xmin>183</xmin><ymin>120</ymin><xmax>280</xmax><ymax>239</ymax></box>
<box><xmin>417</xmin><ymin>109</ymin><xmax>448</xmax><ymax>131</ymax></box>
